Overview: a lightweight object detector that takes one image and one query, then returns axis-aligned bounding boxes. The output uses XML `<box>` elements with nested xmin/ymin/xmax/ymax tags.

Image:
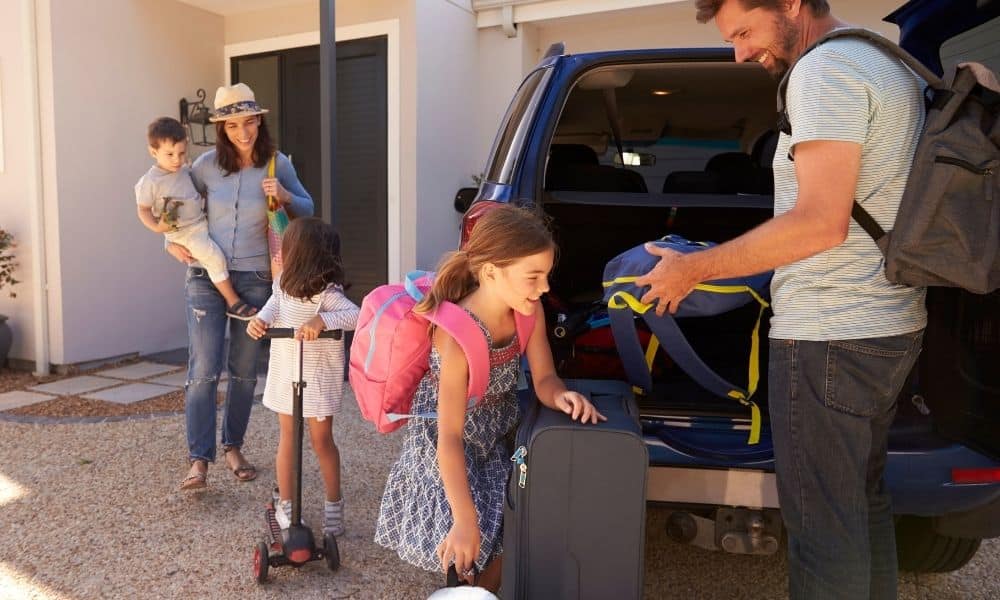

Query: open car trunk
<box><xmin>540</xmin><ymin>60</ymin><xmax>778</xmax><ymax>421</ymax></box>
<box><xmin>543</xmin><ymin>196</ymin><xmax>773</xmax><ymax>418</ymax></box>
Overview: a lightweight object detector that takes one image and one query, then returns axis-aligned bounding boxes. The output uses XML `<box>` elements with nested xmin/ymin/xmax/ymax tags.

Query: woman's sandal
<box><xmin>223</xmin><ymin>446</ymin><xmax>258</xmax><ymax>482</ymax></box>
<box><xmin>179</xmin><ymin>459</ymin><xmax>208</xmax><ymax>491</ymax></box>
<box><xmin>226</xmin><ymin>301</ymin><xmax>259</xmax><ymax>321</ymax></box>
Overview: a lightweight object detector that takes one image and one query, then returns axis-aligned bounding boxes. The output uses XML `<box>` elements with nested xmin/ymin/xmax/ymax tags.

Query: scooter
<box><xmin>253</xmin><ymin>328</ymin><xmax>342</xmax><ymax>584</ymax></box>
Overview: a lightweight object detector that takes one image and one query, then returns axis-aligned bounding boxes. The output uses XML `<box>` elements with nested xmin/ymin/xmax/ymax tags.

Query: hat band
<box><xmin>213</xmin><ymin>100</ymin><xmax>264</xmax><ymax>118</ymax></box>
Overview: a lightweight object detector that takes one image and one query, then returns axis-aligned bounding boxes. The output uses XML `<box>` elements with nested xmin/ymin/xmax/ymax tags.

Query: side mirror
<box><xmin>454</xmin><ymin>187</ymin><xmax>478</xmax><ymax>213</ymax></box>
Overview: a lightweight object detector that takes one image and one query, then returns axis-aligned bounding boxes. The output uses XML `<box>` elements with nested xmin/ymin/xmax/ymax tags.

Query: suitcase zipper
<box><xmin>511</xmin><ymin>445</ymin><xmax>528</xmax><ymax>489</ymax></box>
<box><xmin>935</xmin><ymin>155</ymin><xmax>995</xmax><ymax>176</ymax></box>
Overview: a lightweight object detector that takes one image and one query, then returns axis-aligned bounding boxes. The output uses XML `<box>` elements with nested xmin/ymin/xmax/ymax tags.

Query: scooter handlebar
<box><xmin>262</xmin><ymin>328</ymin><xmax>343</xmax><ymax>340</ymax></box>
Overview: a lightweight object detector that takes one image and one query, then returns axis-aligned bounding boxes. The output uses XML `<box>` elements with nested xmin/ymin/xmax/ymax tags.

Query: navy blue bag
<box><xmin>602</xmin><ymin>235</ymin><xmax>772</xmax><ymax>444</ymax></box>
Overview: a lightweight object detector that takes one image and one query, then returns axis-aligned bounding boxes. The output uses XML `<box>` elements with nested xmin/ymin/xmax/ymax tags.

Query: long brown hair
<box><xmin>279</xmin><ymin>217</ymin><xmax>346</xmax><ymax>300</ymax></box>
<box><xmin>415</xmin><ymin>205</ymin><xmax>554</xmax><ymax>313</ymax></box>
<box><xmin>213</xmin><ymin>115</ymin><xmax>276</xmax><ymax>175</ymax></box>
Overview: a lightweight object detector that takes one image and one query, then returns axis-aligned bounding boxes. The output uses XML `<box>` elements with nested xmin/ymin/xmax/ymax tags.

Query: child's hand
<box><xmin>553</xmin><ymin>391</ymin><xmax>607</xmax><ymax>424</ymax></box>
<box><xmin>437</xmin><ymin>518</ymin><xmax>481</xmax><ymax>582</ymax></box>
<box><xmin>295</xmin><ymin>315</ymin><xmax>326</xmax><ymax>341</ymax></box>
<box><xmin>154</xmin><ymin>217</ymin><xmax>174</xmax><ymax>233</ymax></box>
<box><xmin>246</xmin><ymin>318</ymin><xmax>268</xmax><ymax>340</ymax></box>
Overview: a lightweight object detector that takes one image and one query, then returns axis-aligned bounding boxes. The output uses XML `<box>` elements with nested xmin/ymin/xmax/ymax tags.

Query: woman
<box><xmin>168</xmin><ymin>83</ymin><xmax>313</xmax><ymax>490</ymax></box>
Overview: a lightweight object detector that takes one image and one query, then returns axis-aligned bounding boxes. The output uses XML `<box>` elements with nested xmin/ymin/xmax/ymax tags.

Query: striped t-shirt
<box><xmin>770</xmin><ymin>37</ymin><xmax>927</xmax><ymax>341</ymax></box>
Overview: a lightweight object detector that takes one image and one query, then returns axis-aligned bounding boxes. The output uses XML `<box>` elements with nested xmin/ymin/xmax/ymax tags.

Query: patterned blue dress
<box><xmin>375</xmin><ymin>311</ymin><xmax>522</xmax><ymax>573</ymax></box>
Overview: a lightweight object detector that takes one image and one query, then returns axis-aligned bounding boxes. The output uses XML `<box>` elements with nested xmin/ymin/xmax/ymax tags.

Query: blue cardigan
<box><xmin>190</xmin><ymin>151</ymin><xmax>314</xmax><ymax>272</ymax></box>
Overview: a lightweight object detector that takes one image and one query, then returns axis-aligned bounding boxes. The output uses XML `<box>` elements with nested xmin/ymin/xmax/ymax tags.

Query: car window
<box><xmin>939</xmin><ymin>15</ymin><xmax>1000</xmax><ymax>72</ymax></box>
<box><xmin>545</xmin><ymin>62</ymin><xmax>777</xmax><ymax>196</ymax></box>
<box><xmin>485</xmin><ymin>68</ymin><xmax>549</xmax><ymax>185</ymax></box>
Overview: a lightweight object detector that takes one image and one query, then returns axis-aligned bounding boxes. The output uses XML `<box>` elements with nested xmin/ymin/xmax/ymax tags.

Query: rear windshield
<box><xmin>545</xmin><ymin>62</ymin><xmax>778</xmax><ymax>200</ymax></box>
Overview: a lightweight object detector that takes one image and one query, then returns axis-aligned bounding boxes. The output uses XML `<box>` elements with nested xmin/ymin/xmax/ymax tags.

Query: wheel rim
<box><xmin>253</xmin><ymin>546</ymin><xmax>262</xmax><ymax>577</ymax></box>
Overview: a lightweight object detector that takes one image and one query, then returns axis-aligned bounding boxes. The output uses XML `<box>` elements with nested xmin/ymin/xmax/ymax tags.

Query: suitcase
<box><xmin>502</xmin><ymin>379</ymin><xmax>648</xmax><ymax>600</ymax></box>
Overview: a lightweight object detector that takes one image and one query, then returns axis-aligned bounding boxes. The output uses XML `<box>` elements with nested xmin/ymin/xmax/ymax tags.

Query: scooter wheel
<box><xmin>253</xmin><ymin>541</ymin><xmax>270</xmax><ymax>584</ymax></box>
<box><xmin>324</xmin><ymin>533</ymin><xmax>341</xmax><ymax>572</ymax></box>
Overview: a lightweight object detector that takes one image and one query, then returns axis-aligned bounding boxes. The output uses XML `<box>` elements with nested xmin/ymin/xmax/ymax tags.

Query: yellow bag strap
<box><xmin>266</xmin><ymin>153</ymin><xmax>277</xmax><ymax>210</ymax></box>
<box><xmin>605</xmin><ymin>283</ymin><xmax>768</xmax><ymax>445</ymax></box>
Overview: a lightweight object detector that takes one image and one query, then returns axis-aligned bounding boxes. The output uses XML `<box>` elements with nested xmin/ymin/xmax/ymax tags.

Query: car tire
<box><xmin>895</xmin><ymin>515</ymin><xmax>981</xmax><ymax>573</ymax></box>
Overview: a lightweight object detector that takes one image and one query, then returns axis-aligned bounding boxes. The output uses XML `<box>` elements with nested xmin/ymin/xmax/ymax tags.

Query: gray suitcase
<box><xmin>502</xmin><ymin>379</ymin><xmax>648</xmax><ymax>599</ymax></box>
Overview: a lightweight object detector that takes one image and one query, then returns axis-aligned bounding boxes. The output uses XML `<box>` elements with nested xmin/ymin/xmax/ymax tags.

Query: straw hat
<box><xmin>209</xmin><ymin>83</ymin><xmax>269</xmax><ymax>122</ymax></box>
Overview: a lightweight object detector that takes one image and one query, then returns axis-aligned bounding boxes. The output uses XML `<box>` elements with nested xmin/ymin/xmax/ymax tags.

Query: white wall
<box><xmin>414</xmin><ymin>0</ymin><xmax>480</xmax><ymax>270</ymax></box>
<box><xmin>44</xmin><ymin>0</ymin><xmax>224</xmax><ymax>364</ymax></box>
<box><xmin>0</xmin><ymin>1</ymin><xmax>40</xmax><ymax>363</ymax></box>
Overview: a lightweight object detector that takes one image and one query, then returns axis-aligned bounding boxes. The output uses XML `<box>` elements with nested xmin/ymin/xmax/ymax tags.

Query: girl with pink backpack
<box><xmin>374</xmin><ymin>206</ymin><xmax>606</xmax><ymax>594</ymax></box>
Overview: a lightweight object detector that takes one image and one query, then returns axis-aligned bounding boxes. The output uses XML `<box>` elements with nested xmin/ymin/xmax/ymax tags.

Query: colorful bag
<box><xmin>265</xmin><ymin>154</ymin><xmax>290</xmax><ymax>278</ymax></box>
<box><xmin>348</xmin><ymin>271</ymin><xmax>536</xmax><ymax>434</ymax></box>
<box><xmin>603</xmin><ymin>235</ymin><xmax>772</xmax><ymax>444</ymax></box>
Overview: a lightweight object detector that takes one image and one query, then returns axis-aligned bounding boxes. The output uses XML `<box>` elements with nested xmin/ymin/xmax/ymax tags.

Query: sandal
<box><xmin>180</xmin><ymin>459</ymin><xmax>208</xmax><ymax>491</ymax></box>
<box><xmin>226</xmin><ymin>300</ymin><xmax>259</xmax><ymax>321</ymax></box>
<box><xmin>224</xmin><ymin>446</ymin><xmax>258</xmax><ymax>482</ymax></box>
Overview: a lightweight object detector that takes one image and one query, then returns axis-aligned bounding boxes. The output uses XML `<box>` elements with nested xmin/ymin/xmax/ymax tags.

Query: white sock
<box><xmin>323</xmin><ymin>499</ymin><xmax>345</xmax><ymax>537</ymax></box>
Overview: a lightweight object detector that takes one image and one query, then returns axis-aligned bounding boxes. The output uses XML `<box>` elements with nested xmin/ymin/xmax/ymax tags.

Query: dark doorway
<box><xmin>232</xmin><ymin>36</ymin><xmax>388</xmax><ymax>305</ymax></box>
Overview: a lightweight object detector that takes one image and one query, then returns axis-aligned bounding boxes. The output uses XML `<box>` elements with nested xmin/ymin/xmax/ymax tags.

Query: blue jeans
<box><xmin>769</xmin><ymin>331</ymin><xmax>923</xmax><ymax>600</ymax></box>
<box><xmin>184</xmin><ymin>267</ymin><xmax>272</xmax><ymax>462</ymax></box>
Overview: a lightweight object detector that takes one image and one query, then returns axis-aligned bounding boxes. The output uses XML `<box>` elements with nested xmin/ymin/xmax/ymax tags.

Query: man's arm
<box><xmin>637</xmin><ymin>139</ymin><xmax>861</xmax><ymax>315</ymax></box>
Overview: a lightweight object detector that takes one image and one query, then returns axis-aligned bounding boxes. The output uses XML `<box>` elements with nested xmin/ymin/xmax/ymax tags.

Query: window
<box><xmin>485</xmin><ymin>68</ymin><xmax>549</xmax><ymax>184</ymax></box>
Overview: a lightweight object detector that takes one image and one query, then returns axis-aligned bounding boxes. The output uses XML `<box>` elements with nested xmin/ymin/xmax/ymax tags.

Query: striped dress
<box><xmin>258</xmin><ymin>280</ymin><xmax>359</xmax><ymax>418</ymax></box>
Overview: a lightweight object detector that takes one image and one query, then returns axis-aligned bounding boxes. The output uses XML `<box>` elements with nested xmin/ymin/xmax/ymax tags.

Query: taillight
<box><xmin>951</xmin><ymin>468</ymin><xmax>1000</xmax><ymax>484</ymax></box>
<box><xmin>460</xmin><ymin>201</ymin><xmax>504</xmax><ymax>249</ymax></box>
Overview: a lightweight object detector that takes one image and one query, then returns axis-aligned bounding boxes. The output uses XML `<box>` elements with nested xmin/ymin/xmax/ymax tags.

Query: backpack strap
<box><xmin>776</xmin><ymin>27</ymin><xmax>944</xmax><ymax>131</ymax></box>
<box><xmin>607</xmin><ymin>287</ymin><xmax>765</xmax><ymax>445</ymax></box>
<box><xmin>774</xmin><ymin>28</ymin><xmax>935</xmax><ymax>247</ymax></box>
<box><xmin>425</xmin><ymin>303</ymin><xmax>491</xmax><ymax>405</ymax></box>
<box><xmin>514</xmin><ymin>305</ymin><xmax>537</xmax><ymax>353</ymax></box>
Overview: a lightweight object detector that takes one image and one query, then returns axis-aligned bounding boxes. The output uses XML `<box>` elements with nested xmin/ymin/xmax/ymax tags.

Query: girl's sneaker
<box><xmin>323</xmin><ymin>499</ymin><xmax>345</xmax><ymax>537</ymax></box>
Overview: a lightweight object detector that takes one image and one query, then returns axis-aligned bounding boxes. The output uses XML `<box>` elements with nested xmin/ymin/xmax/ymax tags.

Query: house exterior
<box><xmin>0</xmin><ymin>0</ymin><xmax>968</xmax><ymax>372</ymax></box>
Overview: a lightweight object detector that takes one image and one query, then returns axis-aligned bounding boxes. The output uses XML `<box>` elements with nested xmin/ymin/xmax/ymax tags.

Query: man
<box><xmin>636</xmin><ymin>1</ymin><xmax>927</xmax><ymax>598</ymax></box>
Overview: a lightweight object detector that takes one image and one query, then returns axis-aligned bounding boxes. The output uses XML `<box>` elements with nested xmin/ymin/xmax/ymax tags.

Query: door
<box><xmin>231</xmin><ymin>36</ymin><xmax>388</xmax><ymax>305</ymax></box>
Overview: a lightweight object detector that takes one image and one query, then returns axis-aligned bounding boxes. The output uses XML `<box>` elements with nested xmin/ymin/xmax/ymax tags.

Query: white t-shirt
<box><xmin>770</xmin><ymin>36</ymin><xmax>927</xmax><ymax>341</ymax></box>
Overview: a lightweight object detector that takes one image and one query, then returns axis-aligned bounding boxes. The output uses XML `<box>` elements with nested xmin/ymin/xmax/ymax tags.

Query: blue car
<box><xmin>458</xmin><ymin>0</ymin><xmax>1000</xmax><ymax>573</ymax></box>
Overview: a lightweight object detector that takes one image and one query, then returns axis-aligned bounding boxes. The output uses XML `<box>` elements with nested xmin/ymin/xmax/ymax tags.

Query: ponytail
<box><xmin>415</xmin><ymin>250</ymin><xmax>476</xmax><ymax>313</ymax></box>
<box><xmin>415</xmin><ymin>205</ymin><xmax>554</xmax><ymax>314</ymax></box>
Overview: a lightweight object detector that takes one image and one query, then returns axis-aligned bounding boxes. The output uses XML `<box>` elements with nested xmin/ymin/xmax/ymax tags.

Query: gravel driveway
<box><xmin>0</xmin><ymin>390</ymin><xmax>996</xmax><ymax>599</ymax></box>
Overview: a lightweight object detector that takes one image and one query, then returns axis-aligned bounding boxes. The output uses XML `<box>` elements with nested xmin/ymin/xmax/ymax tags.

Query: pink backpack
<box><xmin>349</xmin><ymin>271</ymin><xmax>536</xmax><ymax>433</ymax></box>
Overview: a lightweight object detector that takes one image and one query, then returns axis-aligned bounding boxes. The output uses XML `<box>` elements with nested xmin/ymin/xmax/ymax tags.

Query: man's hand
<box><xmin>166</xmin><ymin>242</ymin><xmax>194</xmax><ymax>265</ymax></box>
<box><xmin>634</xmin><ymin>244</ymin><xmax>701</xmax><ymax>316</ymax></box>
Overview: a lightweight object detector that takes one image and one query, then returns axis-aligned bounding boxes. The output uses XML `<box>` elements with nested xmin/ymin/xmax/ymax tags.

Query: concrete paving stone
<box><xmin>28</xmin><ymin>375</ymin><xmax>122</xmax><ymax>396</ymax></box>
<box><xmin>0</xmin><ymin>390</ymin><xmax>57</xmax><ymax>411</ymax></box>
<box><xmin>148</xmin><ymin>370</ymin><xmax>229</xmax><ymax>388</ymax></box>
<box><xmin>96</xmin><ymin>362</ymin><xmax>181</xmax><ymax>380</ymax></box>
<box><xmin>146</xmin><ymin>371</ymin><xmax>187</xmax><ymax>387</ymax></box>
<box><xmin>81</xmin><ymin>383</ymin><xmax>177</xmax><ymax>405</ymax></box>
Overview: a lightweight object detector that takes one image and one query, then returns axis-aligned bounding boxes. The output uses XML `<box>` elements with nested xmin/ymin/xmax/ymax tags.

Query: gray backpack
<box><xmin>777</xmin><ymin>28</ymin><xmax>1000</xmax><ymax>294</ymax></box>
